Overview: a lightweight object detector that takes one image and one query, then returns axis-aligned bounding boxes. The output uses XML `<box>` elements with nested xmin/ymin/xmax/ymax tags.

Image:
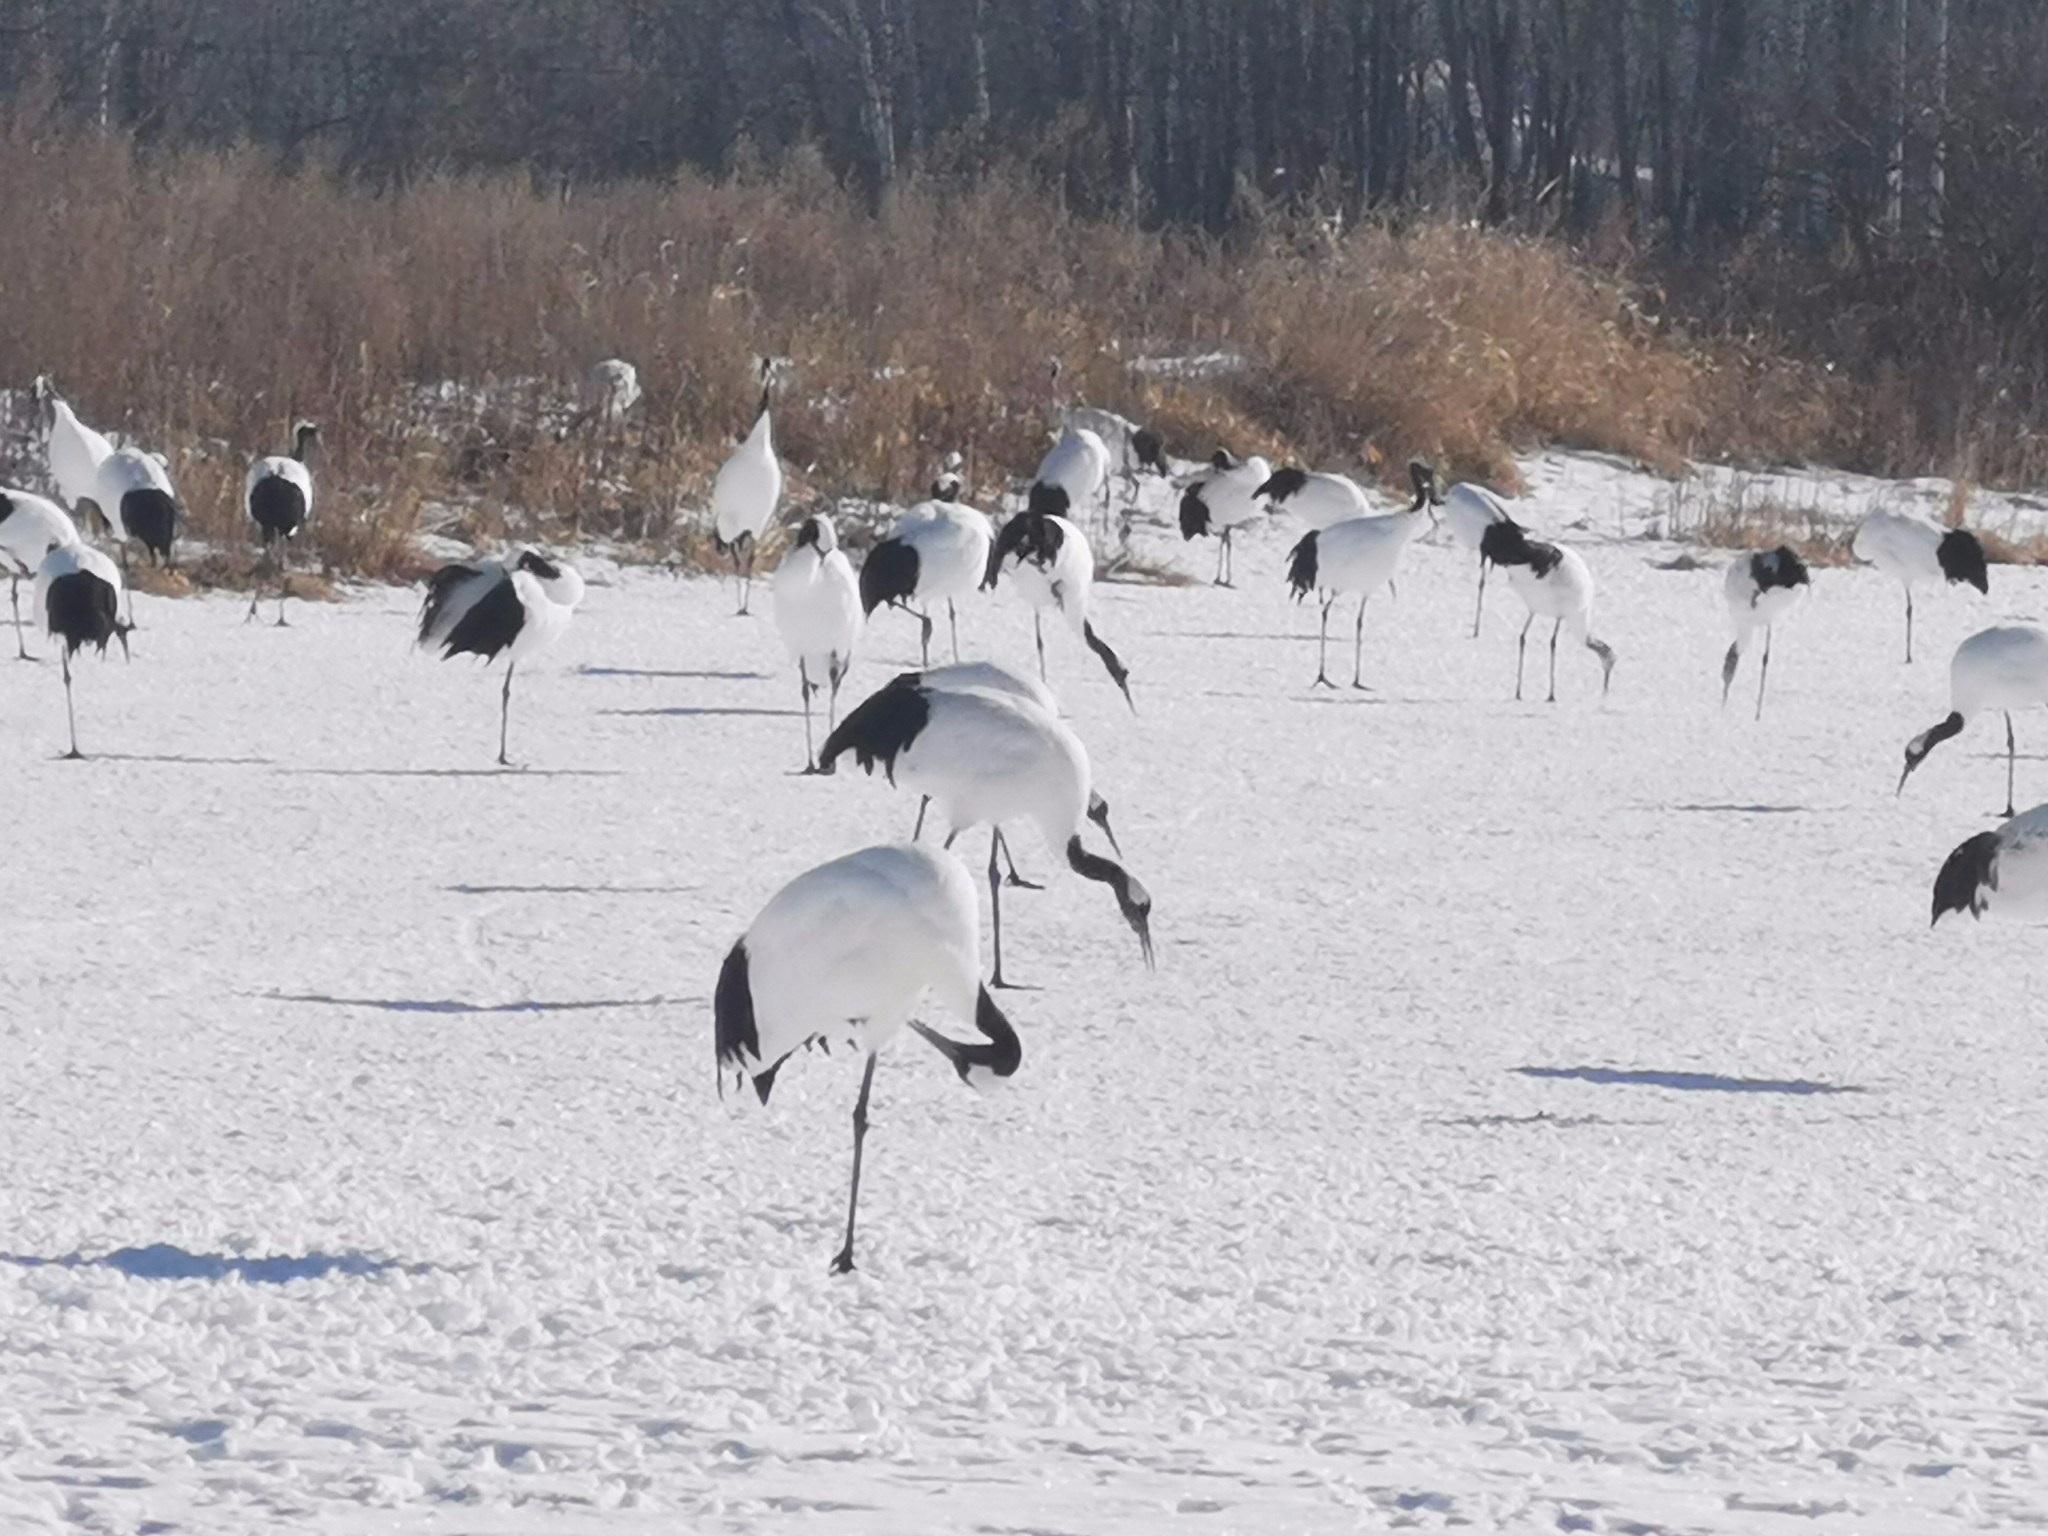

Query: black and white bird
<box><xmin>1479</xmin><ymin>520</ymin><xmax>1617</xmax><ymax>702</ymax></box>
<box><xmin>1720</xmin><ymin>547</ymin><xmax>1810</xmax><ymax>720</ymax></box>
<box><xmin>35</xmin><ymin>539</ymin><xmax>126</xmax><ymax>759</ymax></box>
<box><xmin>0</xmin><ymin>488</ymin><xmax>79</xmax><ymax>659</ymax></box>
<box><xmin>1851</xmin><ymin>510</ymin><xmax>1989</xmax><ymax>664</ymax></box>
<box><xmin>1029</xmin><ymin>425</ymin><xmax>1114</xmax><ymax>532</ymax></box>
<box><xmin>715</xmin><ymin>842</ymin><xmax>1024</xmax><ymax>1274</ymax></box>
<box><xmin>244</xmin><ymin>421</ymin><xmax>319</xmax><ymax>625</ymax></box>
<box><xmin>1255</xmin><ymin>465</ymin><xmax>1373</xmax><ymax>531</ymax></box>
<box><xmin>1898</xmin><ymin>624</ymin><xmax>2048</xmax><ymax>818</ymax></box>
<box><xmin>417</xmin><ymin>547</ymin><xmax>585</xmax><ymax>765</ymax></box>
<box><xmin>1282</xmin><ymin>468</ymin><xmax>1435</xmax><ymax>689</ymax></box>
<box><xmin>984</xmin><ymin>508</ymin><xmax>1135</xmax><ymax>708</ymax></box>
<box><xmin>1431</xmin><ymin>470</ymin><xmax>1518</xmax><ymax>637</ymax></box>
<box><xmin>858</xmin><ymin>470</ymin><xmax>993</xmax><ymax>666</ymax></box>
<box><xmin>819</xmin><ymin>674</ymin><xmax>1153</xmax><ymax>988</ymax></box>
<box><xmin>711</xmin><ymin>357</ymin><xmax>782</xmax><ymax>615</ymax></box>
<box><xmin>33</xmin><ymin>377</ymin><xmax>115</xmax><ymax>522</ymax></box>
<box><xmin>773</xmin><ymin>513</ymin><xmax>863</xmax><ymax>772</ymax></box>
<box><xmin>94</xmin><ymin>446</ymin><xmax>181</xmax><ymax>621</ymax></box>
<box><xmin>1178</xmin><ymin>450</ymin><xmax>1272</xmax><ymax>586</ymax></box>
<box><xmin>1930</xmin><ymin>803</ymin><xmax>2048</xmax><ymax>926</ymax></box>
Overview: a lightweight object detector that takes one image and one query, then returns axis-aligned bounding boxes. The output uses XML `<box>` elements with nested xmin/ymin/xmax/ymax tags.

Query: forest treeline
<box><xmin>1</xmin><ymin>0</ymin><xmax>2045</xmax><ymax>492</ymax></box>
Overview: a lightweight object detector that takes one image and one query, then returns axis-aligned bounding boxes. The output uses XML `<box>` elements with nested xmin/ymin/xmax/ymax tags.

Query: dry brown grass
<box><xmin>0</xmin><ymin>128</ymin><xmax>1863</xmax><ymax>587</ymax></box>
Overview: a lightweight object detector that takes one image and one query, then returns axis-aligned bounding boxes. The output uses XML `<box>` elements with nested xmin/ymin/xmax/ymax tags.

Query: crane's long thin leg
<box><xmin>828</xmin><ymin>657</ymin><xmax>844</xmax><ymax>733</ymax></box>
<box><xmin>1516</xmin><ymin>615</ymin><xmax>1532</xmax><ymax>701</ymax></box>
<box><xmin>10</xmin><ymin>573</ymin><xmax>27</xmax><ymax>660</ymax></box>
<box><xmin>829</xmin><ymin>1054</ymin><xmax>878</xmax><ymax>1275</ymax></box>
<box><xmin>1350</xmin><ymin>596</ymin><xmax>1371</xmax><ymax>688</ymax></box>
<box><xmin>1472</xmin><ymin>561</ymin><xmax>1489</xmax><ymax>639</ymax></box>
<box><xmin>913</xmin><ymin>795</ymin><xmax>930</xmax><ymax>840</ymax></box>
<box><xmin>1905</xmin><ymin>589</ymin><xmax>1914</xmax><ymax>666</ymax></box>
<box><xmin>1548</xmin><ymin>618</ymin><xmax>1562</xmax><ymax>704</ymax></box>
<box><xmin>1312</xmin><ymin>596</ymin><xmax>1335</xmax><ymax>688</ymax></box>
<box><xmin>996</xmin><ymin>827</ymin><xmax>1041</xmax><ymax>889</ymax></box>
<box><xmin>1033</xmin><ymin>613</ymin><xmax>1047</xmax><ymax>682</ymax></box>
<box><xmin>498</xmin><ymin>662</ymin><xmax>515</xmax><ymax>766</ymax></box>
<box><xmin>987</xmin><ymin>829</ymin><xmax>1014</xmax><ymax>989</ymax></box>
<box><xmin>918</xmin><ymin>608</ymin><xmax>933</xmax><ymax>668</ymax></box>
<box><xmin>61</xmin><ymin>649</ymin><xmax>81</xmax><ymax>759</ymax></box>
<box><xmin>275</xmin><ymin>564</ymin><xmax>291</xmax><ymax>627</ymax></box>
<box><xmin>798</xmin><ymin>658</ymin><xmax>817</xmax><ymax>772</ymax></box>
<box><xmin>1754</xmin><ymin>630</ymin><xmax>1772</xmax><ymax>722</ymax></box>
<box><xmin>2005</xmin><ymin>711</ymin><xmax>2017</xmax><ymax>819</ymax></box>
<box><xmin>948</xmin><ymin>600</ymin><xmax>960</xmax><ymax>663</ymax></box>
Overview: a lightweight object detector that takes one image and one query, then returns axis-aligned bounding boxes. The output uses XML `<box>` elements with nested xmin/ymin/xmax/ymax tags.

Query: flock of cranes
<box><xmin>6</xmin><ymin>356</ymin><xmax>2048</xmax><ymax>1272</ymax></box>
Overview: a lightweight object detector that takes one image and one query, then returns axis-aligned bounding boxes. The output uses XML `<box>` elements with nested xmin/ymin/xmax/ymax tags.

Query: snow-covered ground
<box><xmin>5</xmin><ymin>460</ymin><xmax>2048</xmax><ymax>1535</ymax></box>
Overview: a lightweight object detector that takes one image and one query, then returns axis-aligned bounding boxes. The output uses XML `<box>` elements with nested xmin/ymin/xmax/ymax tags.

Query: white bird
<box><xmin>1177</xmin><ymin>449</ymin><xmax>1272</xmax><ymax>586</ymax></box>
<box><xmin>1931</xmin><ymin>803</ymin><xmax>2048</xmax><ymax>926</ymax></box>
<box><xmin>820</xmin><ymin>675</ymin><xmax>1153</xmax><ymax>988</ymax></box>
<box><xmin>1255</xmin><ymin>465</ymin><xmax>1373</xmax><ymax>530</ymax></box>
<box><xmin>1851</xmin><ymin>510</ymin><xmax>1990</xmax><ymax>664</ymax></box>
<box><xmin>1029</xmin><ymin>427</ymin><xmax>1113</xmax><ymax>529</ymax></box>
<box><xmin>711</xmin><ymin>357</ymin><xmax>782</xmax><ymax>615</ymax></box>
<box><xmin>1898</xmin><ymin>624</ymin><xmax>2048</xmax><ymax>818</ymax></box>
<box><xmin>417</xmin><ymin>547</ymin><xmax>585</xmax><ymax>766</ymax></box>
<box><xmin>859</xmin><ymin>470</ymin><xmax>993</xmax><ymax>665</ymax></box>
<box><xmin>94</xmin><ymin>447</ymin><xmax>181</xmax><ymax>614</ymax></box>
<box><xmin>0</xmin><ymin>488</ymin><xmax>80</xmax><ymax>659</ymax></box>
<box><xmin>715</xmin><ymin>842</ymin><xmax>1024</xmax><ymax>1274</ymax></box>
<box><xmin>1429</xmin><ymin>468</ymin><xmax>1519</xmax><ymax>637</ymax></box>
<box><xmin>773</xmin><ymin>513</ymin><xmax>863</xmax><ymax>772</ymax></box>
<box><xmin>574</xmin><ymin>358</ymin><xmax>641</xmax><ymax>428</ymax></box>
<box><xmin>1720</xmin><ymin>547</ymin><xmax>1811</xmax><ymax>721</ymax></box>
<box><xmin>33</xmin><ymin>377</ymin><xmax>115</xmax><ymax>522</ymax></box>
<box><xmin>1281</xmin><ymin>475</ymin><xmax>1436</xmax><ymax>689</ymax></box>
<box><xmin>1480</xmin><ymin>521</ymin><xmax>1617</xmax><ymax>702</ymax></box>
<box><xmin>983</xmin><ymin>509</ymin><xmax>1134</xmax><ymax>709</ymax></box>
<box><xmin>35</xmin><ymin>539</ymin><xmax>126</xmax><ymax>760</ymax></box>
<box><xmin>244</xmin><ymin>421</ymin><xmax>319</xmax><ymax>626</ymax></box>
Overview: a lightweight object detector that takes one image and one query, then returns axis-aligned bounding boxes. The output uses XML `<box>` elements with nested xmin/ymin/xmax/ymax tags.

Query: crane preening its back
<box><xmin>417</xmin><ymin>547</ymin><xmax>585</xmax><ymax>766</ymax></box>
<box><xmin>1178</xmin><ymin>450</ymin><xmax>1272</xmax><ymax>587</ymax></box>
<box><xmin>858</xmin><ymin>470</ymin><xmax>993</xmax><ymax>666</ymax></box>
<box><xmin>715</xmin><ymin>842</ymin><xmax>1025</xmax><ymax>1274</ymax></box>
<box><xmin>983</xmin><ymin>509</ymin><xmax>1135</xmax><ymax>709</ymax></box>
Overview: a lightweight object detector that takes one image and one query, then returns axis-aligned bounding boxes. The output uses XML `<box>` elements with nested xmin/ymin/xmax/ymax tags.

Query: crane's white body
<box><xmin>1946</xmin><ymin>625</ymin><xmax>2048</xmax><ymax>717</ymax></box>
<box><xmin>1302</xmin><ymin>506</ymin><xmax>1431</xmax><ymax>597</ymax></box>
<box><xmin>0</xmin><ymin>489</ymin><xmax>79</xmax><ymax>574</ymax></box>
<box><xmin>1506</xmin><ymin>544</ymin><xmax>1596</xmax><ymax>626</ymax></box>
<box><xmin>1265</xmin><ymin>471</ymin><xmax>1371</xmax><ymax>530</ymax></box>
<box><xmin>914</xmin><ymin>660</ymin><xmax>1059</xmax><ymax>716</ymax></box>
<box><xmin>419</xmin><ymin>549</ymin><xmax>584</xmax><ymax>669</ymax></box>
<box><xmin>1182</xmin><ymin>453</ymin><xmax>1272</xmax><ymax>534</ymax></box>
<box><xmin>773</xmin><ymin>521</ymin><xmax>863</xmax><ymax>676</ymax></box>
<box><xmin>890</xmin><ymin>687</ymin><xmax>1093</xmax><ymax>859</ymax></box>
<box><xmin>1032</xmin><ymin>428</ymin><xmax>1111</xmax><ymax>516</ymax></box>
<box><xmin>712</xmin><ymin>409</ymin><xmax>781</xmax><ymax>548</ymax></box>
<box><xmin>887</xmin><ymin>499</ymin><xmax>994</xmax><ymax>607</ymax></box>
<box><xmin>725</xmin><ymin>843</ymin><xmax>984</xmax><ymax>1073</ymax></box>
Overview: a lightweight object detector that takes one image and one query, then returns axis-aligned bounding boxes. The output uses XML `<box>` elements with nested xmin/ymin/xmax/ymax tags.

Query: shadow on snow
<box><xmin>1517</xmin><ymin>1065</ymin><xmax>1865</xmax><ymax>1096</ymax></box>
<box><xmin>0</xmin><ymin>1244</ymin><xmax>422</xmax><ymax>1283</ymax></box>
<box><xmin>266</xmin><ymin>992</ymin><xmax>667</xmax><ymax>1014</ymax></box>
